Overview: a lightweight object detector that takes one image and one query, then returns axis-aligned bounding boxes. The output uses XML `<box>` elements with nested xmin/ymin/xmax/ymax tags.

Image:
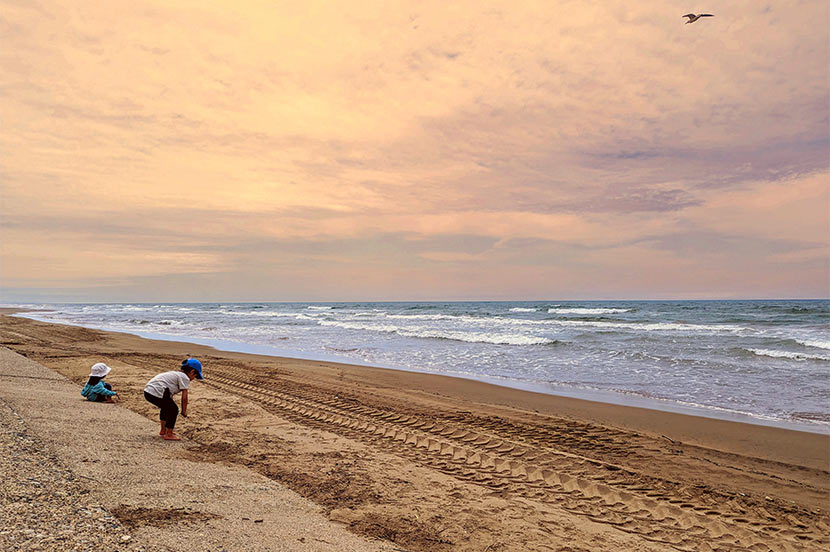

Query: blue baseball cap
<box><xmin>182</xmin><ymin>358</ymin><xmax>204</xmax><ymax>379</ymax></box>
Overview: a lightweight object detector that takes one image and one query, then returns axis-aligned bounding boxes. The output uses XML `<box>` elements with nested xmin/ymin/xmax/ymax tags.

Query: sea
<box><xmin>8</xmin><ymin>300</ymin><xmax>829</xmax><ymax>433</ymax></box>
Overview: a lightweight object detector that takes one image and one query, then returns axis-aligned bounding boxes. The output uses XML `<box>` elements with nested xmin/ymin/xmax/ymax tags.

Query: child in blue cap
<box><xmin>81</xmin><ymin>363</ymin><xmax>119</xmax><ymax>403</ymax></box>
<box><xmin>143</xmin><ymin>358</ymin><xmax>203</xmax><ymax>441</ymax></box>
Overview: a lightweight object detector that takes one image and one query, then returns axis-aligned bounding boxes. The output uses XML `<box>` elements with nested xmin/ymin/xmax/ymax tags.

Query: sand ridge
<box><xmin>1</xmin><ymin>313</ymin><xmax>828</xmax><ymax>551</ymax></box>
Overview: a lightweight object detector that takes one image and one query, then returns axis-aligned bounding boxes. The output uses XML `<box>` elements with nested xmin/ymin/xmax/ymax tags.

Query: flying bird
<box><xmin>683</xmin><ymin>13</ymin><xmax>714</xmax><ymax>24</ymax></box>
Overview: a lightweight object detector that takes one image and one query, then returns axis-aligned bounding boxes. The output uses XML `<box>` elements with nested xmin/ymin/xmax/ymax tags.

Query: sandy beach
<box><xmin>1</xmin><ymin>312</ymin><xmax>828</xmax><ymax>551</ymax></box>
<box><xmin>4</xmin><ymin>3</ymin><xmax>828</xmax><ymax>550</ymax></box>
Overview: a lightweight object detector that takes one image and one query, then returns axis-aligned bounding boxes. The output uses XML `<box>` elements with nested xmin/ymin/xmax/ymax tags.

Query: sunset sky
<box><xmin>1</xmin><ymin>1</ymin><xmax>828</xmax><ymax>302</ymax></box>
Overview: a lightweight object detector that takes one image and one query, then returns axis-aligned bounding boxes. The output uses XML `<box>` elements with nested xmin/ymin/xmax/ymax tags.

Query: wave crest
<box><xmin>796</xmin><ymin>338</ymin><xmax>830</xmax><ymax>350</ymax></box>
<box><xmin>320</xmin><ymin>320</ymin><xmax>553</xmax><ymax>346</ymax></box>
<box><xmin>746</xmin><ymin>348</ymin><xmax>830</xmax><ymax>361</ymax></box>
<box><xmin>548</xmin><ymin>307</ymin><xmax>632</xmax><ymax>315</ymax></box>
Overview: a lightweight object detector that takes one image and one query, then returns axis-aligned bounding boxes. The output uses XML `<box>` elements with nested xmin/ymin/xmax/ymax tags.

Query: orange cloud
<box><xmin>1</xmin><ymin>1</ymin><xmax>827</xmax><ymax>300</ymax></box>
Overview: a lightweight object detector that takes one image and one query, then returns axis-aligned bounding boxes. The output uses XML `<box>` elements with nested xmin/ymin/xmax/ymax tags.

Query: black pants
<box><xmin>144</xmin><ymin>389</ymin><xmax>178</xmax><ymax>429</ymax></box>
<box><xmin>94</xmin><ymin>383</ymin><xmax>113</xmax><ymax>402</ymax></box>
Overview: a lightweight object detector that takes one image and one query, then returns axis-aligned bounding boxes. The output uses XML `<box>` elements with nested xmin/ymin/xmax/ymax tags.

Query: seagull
<box><xmin>683</xmin><ymin>13</ymin><xmax>714</xmax><ymax>24</ymax></box>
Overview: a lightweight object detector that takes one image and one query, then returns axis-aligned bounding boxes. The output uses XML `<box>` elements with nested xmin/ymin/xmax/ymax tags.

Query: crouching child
<box><xmin>143</xmin><ymin>358</ymin><xmax>203</xmax><ymax>441</ymax></box>
<box><xmin>81</xmin><ymin>363</ymin><xmax>119</xmax><ymax>403</ymax></box>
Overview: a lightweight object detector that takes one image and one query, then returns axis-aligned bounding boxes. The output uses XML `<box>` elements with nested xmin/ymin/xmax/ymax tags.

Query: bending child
<box><xmin>143</xmin><ymin>358</ymin><xmax>204</xmax><ymax>441</ymax></box>
<box><xmin>81</xmin><ymin>363</ymin><xmax>119</xmax><ymax>403</ymax></box>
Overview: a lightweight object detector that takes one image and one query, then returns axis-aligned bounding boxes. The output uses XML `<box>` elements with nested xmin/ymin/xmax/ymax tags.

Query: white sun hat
<box><xmin>90</xmin><ymin>363</ymin><xmax>112</xmax><ymax>378</ymax></box>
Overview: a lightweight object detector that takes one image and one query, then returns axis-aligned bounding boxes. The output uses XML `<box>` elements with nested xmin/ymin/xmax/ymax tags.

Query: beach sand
<box><xmin>1</xmin><ymin>312</ymin><xmax>827</xmax><ymax>551</ymax></box>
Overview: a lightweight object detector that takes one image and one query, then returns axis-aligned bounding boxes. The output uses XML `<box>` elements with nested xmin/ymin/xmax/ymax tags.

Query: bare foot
<box><xmin>163</xmin><ymin>433</ymin><xmax>181</xmax><ymax>441</ymax></box>
<box><xmin>159</xmin><ymin>422</ymin><xmax>166</xmax><ymax>435</ymax></box>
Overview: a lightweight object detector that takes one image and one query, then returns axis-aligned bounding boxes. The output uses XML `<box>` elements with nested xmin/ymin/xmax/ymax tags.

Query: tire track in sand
<box><xmin>206</xmin><ymin>371</ymin><xmax>826</xmax><ymax>552</ymax></box>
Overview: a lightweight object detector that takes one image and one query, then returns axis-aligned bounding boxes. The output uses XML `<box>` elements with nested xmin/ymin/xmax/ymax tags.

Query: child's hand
<box><xmin>181</xmin><ymin>411</ymin><xmax>187</xmax><ymax>418</ymax></box>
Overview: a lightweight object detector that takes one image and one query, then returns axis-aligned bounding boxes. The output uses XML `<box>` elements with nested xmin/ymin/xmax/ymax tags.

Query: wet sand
<box><xmin>1</xmin><ymin>312</ymin><xmax>828</xmax><ymax>551</ymax></box>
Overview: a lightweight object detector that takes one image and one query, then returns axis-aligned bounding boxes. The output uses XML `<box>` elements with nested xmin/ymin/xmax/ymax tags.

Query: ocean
<box><xmin>9</xmin><ymin>300</ymin><xmax>829</xmax><ymax>432</ymax></box>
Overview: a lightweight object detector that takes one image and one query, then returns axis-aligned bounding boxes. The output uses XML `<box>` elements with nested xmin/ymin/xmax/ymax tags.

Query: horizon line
<box><xmin>2</xmin><ymin>298</ymin><xmax>829</xmax><ymax>305</ymax></box>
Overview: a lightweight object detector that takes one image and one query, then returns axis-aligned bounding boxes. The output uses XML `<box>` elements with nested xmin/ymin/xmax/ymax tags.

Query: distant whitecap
<box><xmin>548</xmin><ymin>307</ymin><xmax>632</xmax><ymax>315</ymax></box>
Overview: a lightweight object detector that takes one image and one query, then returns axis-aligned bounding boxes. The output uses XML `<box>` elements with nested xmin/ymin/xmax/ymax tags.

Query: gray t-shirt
<box><xmin>144</xmin><ymin>370</ymin><xmax>190</xmax><ymax>398</ymax></box>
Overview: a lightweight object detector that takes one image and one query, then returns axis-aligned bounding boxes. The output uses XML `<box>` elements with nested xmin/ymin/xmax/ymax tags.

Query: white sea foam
<box><xmin>117</xmin><ymin>305</ymin><xmax>155</xmax><ymax>312</ymax></box>
<box><xmin>307</xmin><ymin>306</ymin><xmax>332</xmax><ymax>310</ymax></box>
<box><xmin>552</xmin><ymin>319</ymin><xmax>747</xmax><ymax>332</ymax></box>
<box><xmin>548</xmin><ymin>307</ymin><xmax>632</xmax><ymax>315</ymax></box>
<box><xmin>509</xmin><ymin>307</ymin><xmax>537</xmax><ymax>312</ymax></box>
<box><xmin>157</xmin><ymin>319</ymin><xmax>187</xmax><ymax>327</ymax></box>
<box><xmin>385</xmin><ymin>313</ymin><xmax>480</xmax><ymax>322</ymax></box>
<box><xmin>320</xmin><ymin>320</ymin><xmax>397</xmax><ymax>332</ymax></box>
<box><xmin>319</xmin><ymin>320</ymin><xmax>553</xmax><ymax>345</ymax></box>
<box><xmin>796</xmin><ymin>339</ymin><xmax>830</xmax><ymax>350</ymax></box>
<box><xmin>492</xmin><ymin>316</ymin><xmax>747</xmax><ymax>333</ymax></box>
<box><xmin>746</xmin><ymin>348</ymin><xmax>830</xmax><ymax>361</ymax></box>
<box><xmin>401</xmin><ymin>329</ymin><xmax>553</xmax><ymax>346</ymax></box>
<box><xmin>218</xmin><ymin>309</ymin><xmax>310</xmax><ymax>319</ymax></box>
<box><xmin>367</xmin><ymin>313</ymin><xmax>748</xmax><ymax>334</ymax></box>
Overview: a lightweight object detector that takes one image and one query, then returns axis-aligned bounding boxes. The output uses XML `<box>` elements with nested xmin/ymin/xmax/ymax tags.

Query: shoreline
<box><xmin>2</xmin><ymin>310</ymin><xmax>828</xmax><ymax>469</ymax></box>
<box><xmin>1</xmin><ymin>312</ymin><xmax>828</xmax><ymax>551</ymax></box>
<box><xmin>10</xmin><ymin>309</ymin><xmax>828</xmax><ymax>435</ymax></box>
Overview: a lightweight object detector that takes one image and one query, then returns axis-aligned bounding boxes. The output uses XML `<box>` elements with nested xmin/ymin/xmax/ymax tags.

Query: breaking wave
<box><xmin>796</xmin><ymin>339</ymin><xmax>830</xmax><ymax>350</ymax></box>
<box><xmin>319</xmin><ymin>320</ymin><xmax>553</xmax><ymax>345</ymax></box>
<box><xmin>746</xmin><ymin>348</ymin><xmax>830</xmax><ymax>361</ymax></box>
<box><xmin>546</xmin><ymin>319</ymin><xmax>747</xmax><ymax>333</ymax></box>
<box><xmin>548</xmin><ymin>307</ymin><xmax>632</xmax><ymax>315</ymax></box>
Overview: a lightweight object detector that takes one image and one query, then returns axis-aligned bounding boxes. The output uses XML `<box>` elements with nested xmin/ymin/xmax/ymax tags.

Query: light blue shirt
<box><xmin>81</xmin><ymin>381</ymin><xmax>116</xmax><ymax>402</ymax></box>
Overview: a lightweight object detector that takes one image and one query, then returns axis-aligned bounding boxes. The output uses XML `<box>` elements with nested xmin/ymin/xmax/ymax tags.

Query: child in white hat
<box><xmin>81</xmin><ymin>363</ymin><xmax>119</xmax><ymax>403</ymax></box>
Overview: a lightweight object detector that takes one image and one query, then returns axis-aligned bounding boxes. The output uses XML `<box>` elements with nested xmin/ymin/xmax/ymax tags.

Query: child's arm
<box><xmin>92</xmin><ymin>381</ymin><xmax>117</xmax><ymax>397</ymax></box>
<box><xmin>181</xmin><ymin>389</ymin><xmax>188</xmax><ymax>417</ymax></box>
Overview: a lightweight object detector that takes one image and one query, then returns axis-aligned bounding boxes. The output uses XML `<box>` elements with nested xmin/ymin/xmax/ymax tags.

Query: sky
<box><xmin>1</xmin><ymin>0</ymin><xmax>828</xmax><ymax>302</ymax></box>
